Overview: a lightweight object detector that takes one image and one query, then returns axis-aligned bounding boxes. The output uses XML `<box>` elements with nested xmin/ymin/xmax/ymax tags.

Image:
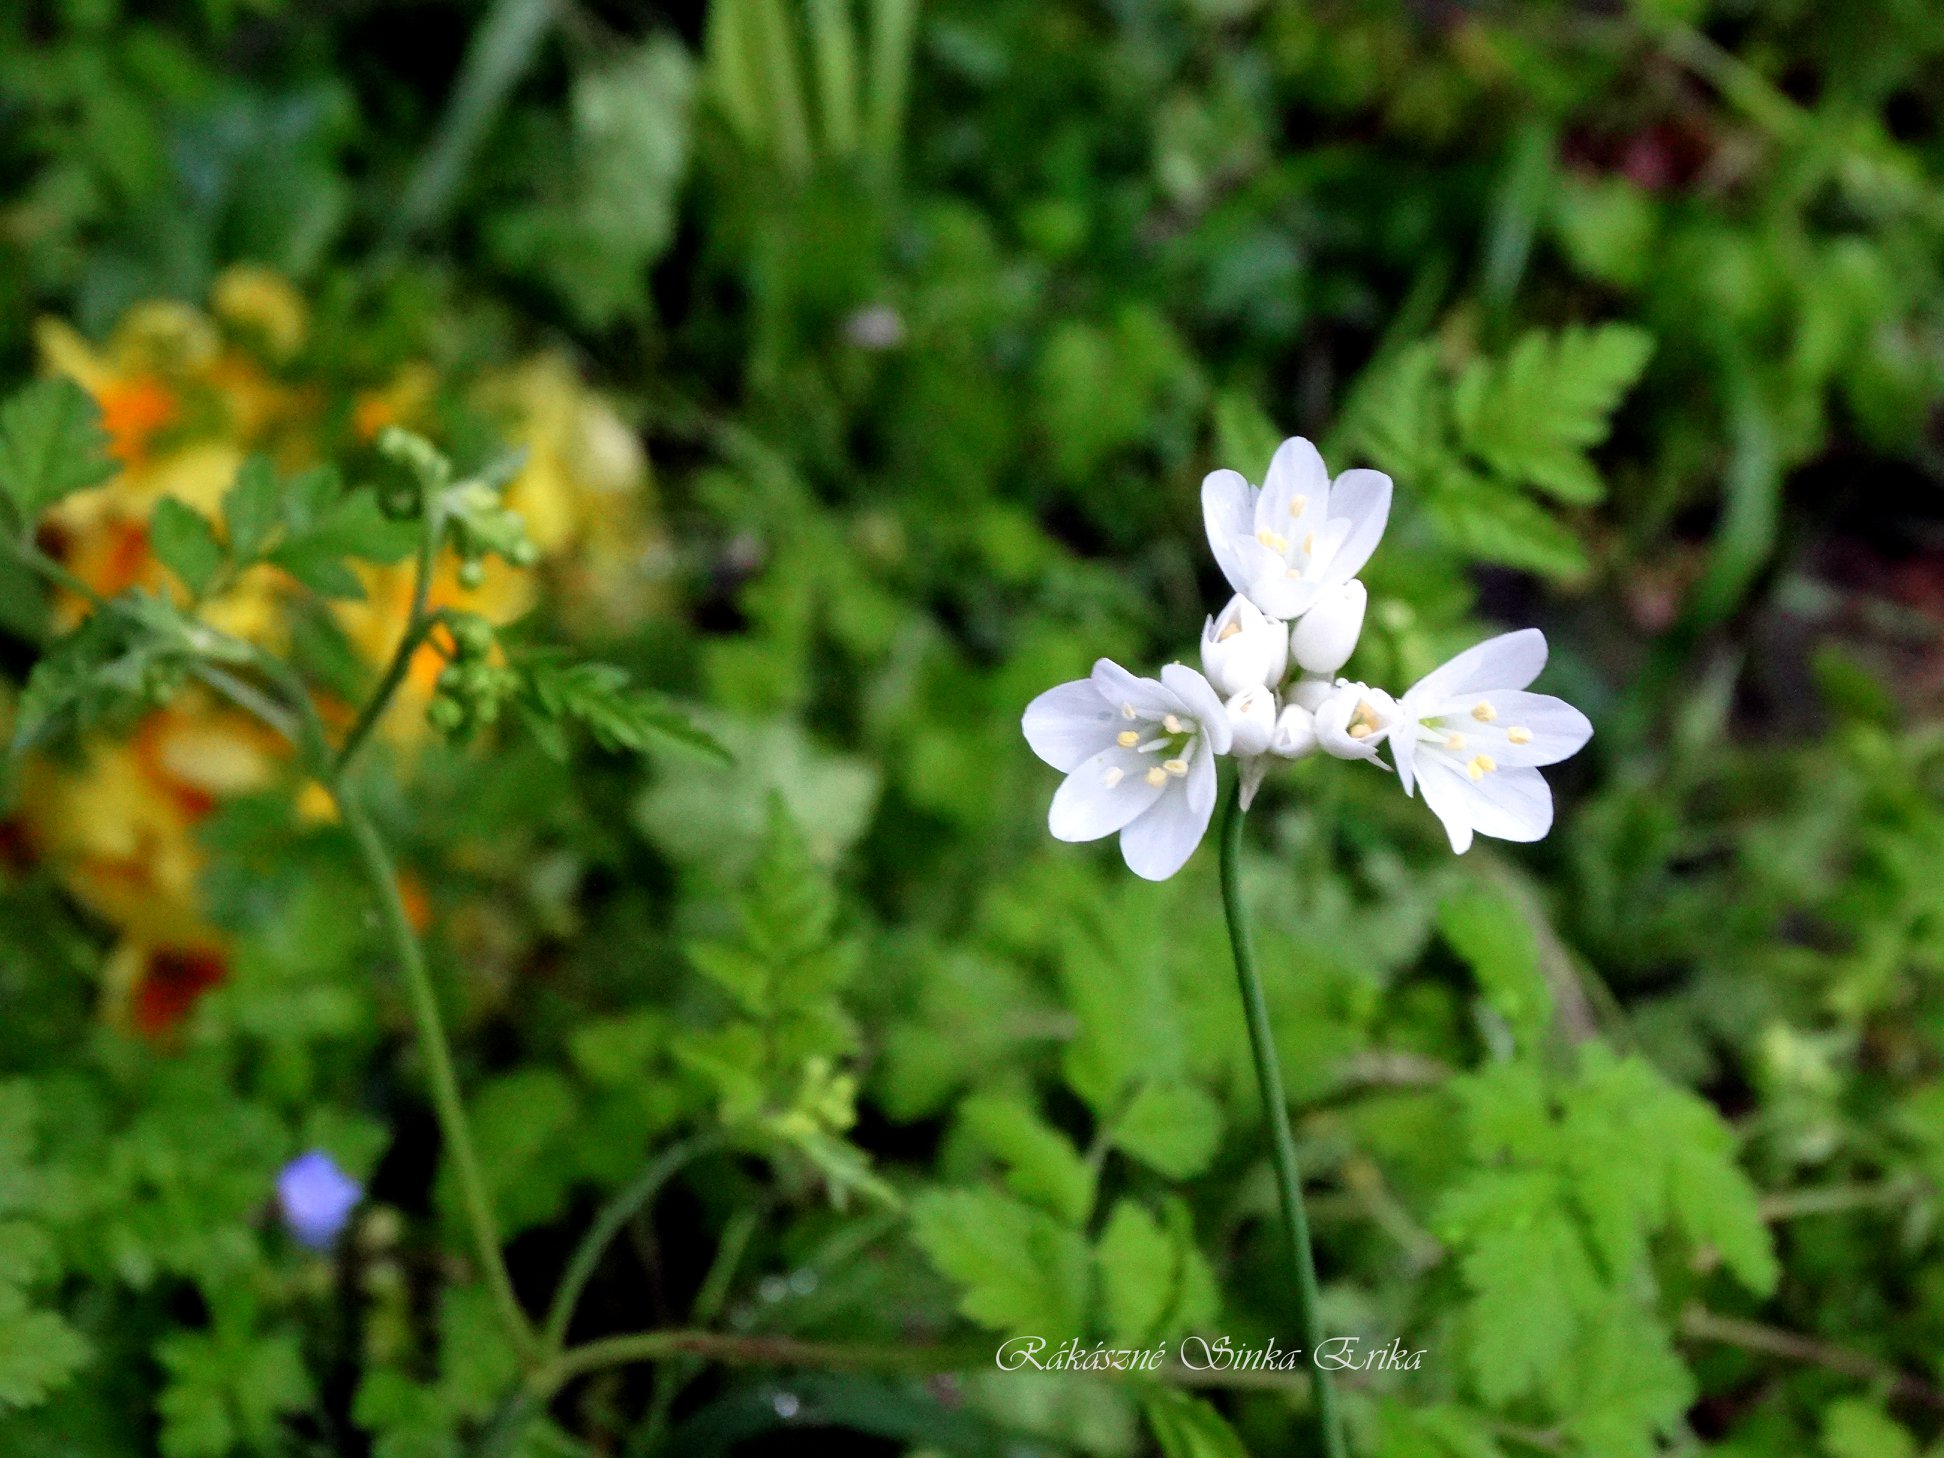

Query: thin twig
<box><xmin>1680</xmin><ymin>1306</ymin><xmax>1944</xmax><ymax>1411</ymax></box>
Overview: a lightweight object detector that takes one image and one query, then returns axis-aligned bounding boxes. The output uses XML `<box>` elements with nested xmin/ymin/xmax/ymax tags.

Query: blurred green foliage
<box><xmin>3</xmin><ymin>0</ymin><xmax>1944</xmax><ymax>1455</ymax></box>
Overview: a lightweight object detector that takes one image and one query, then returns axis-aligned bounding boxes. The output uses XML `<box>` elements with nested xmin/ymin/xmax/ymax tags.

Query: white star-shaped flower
<box><xmin>1022</xmin><ymin>660</ymin><xmax>1233</xmax><ymax>881</ymax></box>
<box><xmin>1202</xmin><ymin>437</ymin><xmax>1391</xmax><ymax>622</ymax></box>
<box><xmin>1389</xmin><ymin>629</ymin><xmax>1593</xmax><ymax>853</ymax></box>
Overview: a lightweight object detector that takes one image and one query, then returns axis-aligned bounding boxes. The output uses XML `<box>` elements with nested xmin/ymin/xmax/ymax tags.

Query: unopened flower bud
<box><xmin>1289</xmin><ymin>676</ymin><xmax>1336</xmax><ymax>713</ymax></box>
<box><xmin>1290</xmin><ymin>581</ymin><xmax>1368</xmax><ymax>676</ymax></box>
<box><xmin>1225</xmin><ymin>686</ymin><xmax>1278</xmax><ymax>757</ymax></box>
<box><xmin>1270</xmin><ymin>703</ymin><xmax>1320</xmax><ymax>760</ymax></box>
<box><xmin>1201</xmin><ymin>594</ymin><xmax>1288</xmax><ymax>698</ymax></box>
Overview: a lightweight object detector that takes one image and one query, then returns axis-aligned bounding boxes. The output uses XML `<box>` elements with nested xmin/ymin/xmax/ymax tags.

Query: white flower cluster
<box><xmin>1023</xmin><ymin>438</ymin><xmax>1592</xmax><ymax>879</ymax></box>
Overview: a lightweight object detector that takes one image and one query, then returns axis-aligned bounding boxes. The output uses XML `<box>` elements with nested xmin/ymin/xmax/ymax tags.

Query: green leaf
<box><xmin>10</xmin><ymin>594</ymin><xmax>199</xmax><ymax>753</ymax></box>
<box><xmin>0</xmin><ymin>378</ymin><xmax>115</xmax><ymax>527</ymax></box>
<box><xmin>910</xmin><ymin>1188</ymin><xmax>1092</xmax><ymax>1335</ymax></box>
<box><xmin>1438</xmin><ymin>886</ymin><xmax>1552</xmax><ymax>1050</ymax></box>
<box><xmin>157</xmin><ymin>1322</ymin><xmax>312</xmax><ymax>1457</ymax></box>
<box><xmin>1113</xmin><ymin>1082</ymin><xmax>1223</xmax><ymax>1179</ymax></box>
<box><xmin>0</xmin><ymin>1292</ymin><xmax>90</xmax><ymax>1412</ymax></box>
<box><xmin>1141</xmin><ymin>1388</ymin><xmax>1251</xmax><ymax>1458</ymax></box>
<box><xmin>1428</xmin><ymin>489</ymin><xmax>1590</xmax><ymax>580</ymax></box>
<box><xmin>1095</xmin><ymin>1199</ymin><xmax>1216</xmax><ymax>1345</ymax></box>
<box><xmin>960</xmin><ymin>1096</ymin><xmax>1094</xmax><ymax>1225</ymax></box>
<box><xmin>519</xmin><ymin>659</ymin><xmax>730</xmax><ymax>763</ymax></box>
<box><xmin>1822</xmin><ymin>1399</ymin><xmax>1918</xmax><ymax>1458</ymax></box>
<box><xmin>1451</xmin><ymin>325</ymin><xmax>1653</xmax><ymax>504</ymax></box>
<box><xmin>151</xmin><ymin>498</ymin><xmax>225</xmax><ymax>597</ymax></box>
<box><xmin>222</xmin><ymin>455</ymin><xmax>283</xmax><ymax>562</ymax></box>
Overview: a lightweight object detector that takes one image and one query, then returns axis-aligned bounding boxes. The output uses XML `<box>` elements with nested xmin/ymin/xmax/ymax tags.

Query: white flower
<box><xmin>1201</xmin><ymin>594</ymin><xmax>1289</xmax><ymax>698</ymax></box>
<box><xmin>1389</xmin><ymin>629</ymin><xmax>1593</xmax><ymax>854</ymax></box>
<box><xmin>1022</xmin><ymin>660</ymin><xmax>1234</xmax><ymax>881</ymax></box>
<box><xmin>1289</xmin><ymin>581</ymin><xmax>1368</xmax><ymax>676</ymax></box>
<box><xmin>1202</xmin><ymin>437</ymin><xmax>1392</xmax><ymax>622</ymax></box>
<box><xmin>1269</xmin><ymin>702</ymin><xmax>1319</xmax><ymax>760</ymax></box>
<box><xmin>1225</xmin><ymin>685</ymin><xmax>1278</xmax><ymax>757</ymax></box>
<box><xmin>1311</xmin><ymin>680</ymin><xmax>1399</xmax><ymax>763</ymax></box>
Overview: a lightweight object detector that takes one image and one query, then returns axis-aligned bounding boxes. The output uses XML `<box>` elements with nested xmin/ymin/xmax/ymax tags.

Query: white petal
<box><xmin>1391</xmin><ymin>723</ymin><xmax>1421</xmax><ymax>796</ymax></box>
<box><xmin>1119</xmin><ymin>776</ymin><xmax>1213</xmax><ymax>881</ymax></box>
<box><xmin>1415</xmin><ymin>760</ymin><xmax>1478</xmax><ymax>854</ymax></box>
<box><xmin>1159</xmin><ymin>664</ymin><xmax>1233</xmax><ymax>754</ymax></box>
<box><xmin>1445</xmin><ymin>691</ymin><xmax>1592</xmax><ymax>768</ymax></box>
<box><xmin>1049</xmin><ymin>746</ymin><xmax>1167</xmax><ymax>842</ymax></box>
<box><xmin>1242</xmin><ymin>565</ymin><xmax>1322</xmax><ymax>621</ymax></box>
<box><xmin>1022</xmin><ymin>679</ymin><xmax>1117</xmax><ymax>772</ymax></box>
<box><xmin>1256</xmin><ymin>438</ymin><xmax>1330</xmax><ymax>533</ymax></box>
<box><xmin>1289</xmin><ymin>581</ymin><xmax>1367</xmax><ymax>675</ymax></box>
<box><xmin>1416</xmin><ymin>760</ymin><xmax>1553</xmax><ymax>853</ymax></box>
<box><xmin>1185</xmin><ymin>734</ymin><xmax>1219</xmax><ymax>821</ymax></box>
<box><xmin>1408</xmin><ymin>629</ymin><xmax>1549</xmax><ymax>703</ymax></box>
<box><xmin>1202</xmin><ymin>469</ymin><xmax>1258</xmax><ymax>597</ymax></box>
<box><xmin>1324</xmin><ymin>469</ymin><xmax>1392</xmax><ymax>581</ymax></box>
<box><xmin>1090</xmin><ymin>659</ymin><xmax>1175</xmax><ymax>720</ymax></box>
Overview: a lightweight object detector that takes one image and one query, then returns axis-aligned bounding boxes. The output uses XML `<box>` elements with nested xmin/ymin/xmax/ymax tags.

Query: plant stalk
<box><xmin>339</xmin><ymin>785</ymin><xmax>536</xmax><ymax>1360</ymax></box>
<box><xmin>1217</xmin><ymin>777</ymin><xmax>1347</xmax><ymax>1458</ymax></box>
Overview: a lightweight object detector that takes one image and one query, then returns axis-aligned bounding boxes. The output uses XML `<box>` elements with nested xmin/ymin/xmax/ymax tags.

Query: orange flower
<box><xmin>96</xmin><ymin>376</ymin><xmax>179</xmax><ymax>469</ymax></box>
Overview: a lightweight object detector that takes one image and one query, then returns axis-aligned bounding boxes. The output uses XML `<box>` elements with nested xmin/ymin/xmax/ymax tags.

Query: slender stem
<box><xmin>1680</xmin><ymin>1306</ymin><xmax>1944</xmax><ymax>1410</ymax></box>
<box><xmin>541</xmin><ymin>1132</ymin><xmax>725</xmax><ymax>1354</ymax></box>
<box><xmin>1218</xmin><ymin>778</ymin><xmax>1346</xmax><ymax>1458</ymax></box>
<box><xmin>338</xmin><ymin>784</ymin><xmax>536</xmax><ymax>1360</ymax></box>
<box><xmin>335</xmin><ymin>506</ymin><xmax>442</xmax><ymax>776</ymax></box>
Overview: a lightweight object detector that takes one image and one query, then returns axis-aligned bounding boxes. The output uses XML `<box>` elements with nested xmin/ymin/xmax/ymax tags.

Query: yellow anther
<box><xmin>1216</xmin><ymin>619</ymin><xmax>1243</xmax><ymax>641</ymax></box>
<box><xmin>1445</xmin><ymin>732</ymin><xmax>1466</xmax><ymax>750</ymax></box>
<box><xmin>1121</xmin><ymin>703</ymin><xmax>1137</xmax><ymax>719</ymax></box>
<box><xmin>1163</xmin><ymin>757</ymin><xmax>1189</xmax><ymax>777</ymax></box>
<box><xmin>1162</xmin><ymin>714</ymin><xmax>1184</xmax><ymax>734</ymax></box>
<box><xmin>1145</xmin><ymin>766</ymin><xmax>1169</xmax><ymax>788</ymax></box>
<box><xmin>1302</xmin><ymin>531</ymin><xmax>1316</xmax><ymax>556</ymax></box>
<box><xmin>1466</xmin><ymin>754</ymin><xmax>1497</xmax><ymax>780</ymax></box>
<box><xmin>1256</xmin><ymin>528</ymin><xmax>1289</xmax><ymax>553</ymax></box>
<box><xmin>1348</xmin><ymin>723</ymin><xmax>1372</xmax><ymax>740</ymax></box>
<box><xmin>1102</xmin><ymin>766</ymin><xmax>1125</xmax><ymax>788</ymax></box>
<box><xmin>1117</xmin><ymin>730</ymin><xmax>1140</xmax><ymax>748</ymax></box>
<box><xmin>1285</xmin><ymin>566</ymin><xmax>1303</xmax><ymax>579</ymax></box>
<box><xmin>1471</xmin><ymin>701</ymin><xmax>1497</xmax><ymax>722</ymax></box>
<box><xmin>1507</xmin><ymin>726</ymin><xmax>1533</xmax><ymax>745</ymax></box>
<box><xmin>1288</xmin><ymin>494</ymin><xmax>1308</xmax><ymax>518</ymax></box>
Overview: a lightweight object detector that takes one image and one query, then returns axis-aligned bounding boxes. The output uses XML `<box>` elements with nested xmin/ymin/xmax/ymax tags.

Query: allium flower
<box><xmin>1201</xmin><ymin>594</ymin><xmax>1288</xmax><ymax>698</ymax></box>
<box><xmin>1311</xmin><ymin>681</ymin><xmax>1400</xmax><ymax>764</ymax></box>
<box><xmin>1023</xmin><ymin>661</ymin><xmax>1233</xmax><ymax>881</ymax></box>
<box><xmin>1389</xmin><ymin>630</ymin><xmax>1593</xmax><ymax>853</ymax></box>
<box><xmin>1202</xmin><ymin>438</ymin><xmax>1391</xmax><ymax>622</ymax></box>
<box><xmin>277</xmin><ymin>1150</ymin><xmax>363</xmax><ymax>1250</ymax></box>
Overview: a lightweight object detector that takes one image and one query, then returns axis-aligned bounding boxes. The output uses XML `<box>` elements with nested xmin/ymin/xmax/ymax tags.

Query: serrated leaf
<box><xmin>0</xmin><ymin>378</ymin><xmax>115</xmax><ymax>526</ymax></box>
<box><xmin>10</xmin><ymin>595</ymin><xmax>195</xmax><ymax>753</ymax></box>
<box><xmin>222</xmin><ymin>456</ymin><xmax>283</xmax><ymax>561</ymax></box>
<box><xmin>0</xmin><ymin>1291</ymin><xmax>90</xmax><ymax>1411</ymax></box>
<box><xmin>1114</xmin><ymin>1082</ymin><xmax>1223</xmax><ymax>1179</ymax></box>
<box><xmin>1452</xmin><ymin>325</ymin><xmax>1653</xmax><ymax>505</ymax></box>
<box><xmin>519</xmin><ymin>659</ymin><xmax>730</xmax><ymax>763</ymax></box>
<box><xmin>1429</xmin><ymin>490</ymin><xmax>1589</xmax><ymax>580</ymax></box>
<box><xmin>1095</xmin><ymin>1199</ymin><xmax>1215</xmax><ymax>1345</ymax></box>
<box><xmin>151</xmin><ymin>498</ymin><xmax>225</xmax><ymax>597</ymax></box>
<box><xmin>910</xmin><ymin>1188</ymin><xmax>1091</xmax><ymax>1335</ymax></box>
<box><xmin>961</xmin><ymin>1095</ymin><xmax>1094</xmax><ymax>1224</ymax></box>
<box><xmin>1141</xmin><ymin>1388</ymin><xmax>1251</xmax><ymax>1458</ymax></box>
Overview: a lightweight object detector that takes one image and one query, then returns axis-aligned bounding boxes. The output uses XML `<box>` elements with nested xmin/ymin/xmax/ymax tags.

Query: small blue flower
<box><xmin>276</xmin><ymin>1150</ymin><xmax>362</xmax><ymax>1250</ymax></box>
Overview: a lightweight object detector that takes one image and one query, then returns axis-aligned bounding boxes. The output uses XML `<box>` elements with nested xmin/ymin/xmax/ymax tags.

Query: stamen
<box><xmin>1256</xmin><ymin>528</ymin><xmax>1289</xmax><ymax>554</ymax></box>
<box><xmin>1302</xmin><ymin>531</ymin><xmax>1316</xmax><ymax>556</ymax></box>
<box><xmin>1162</xmin><ymin>714</ymin><xmax>1183</xmax><ymax>734</ymax></box>
<box><xmin>1121</xmin><ymin>703</ymin><xmax>1137</xmax><ymax>719</ymax></box>
<box><xmin>1102</xmin><ymin>766</ymin><xmax>1124</xmax><ymax>788</ymax></box>
<box><xmin>1471</xmin><ymin>701</ymin><xmax>1497</xmax><ymax>722</ymax></box>
<box><xmin>1162</xmin><ymin>758</ymin><xmax>1189</xmax><ymax>777</ymax></box>
<box><xmin>1348</xmin><ymin>724</ymin><xmax>1372</xmax><ymax>739</ymax></box>
<box><xmin>1144</xmin><ymin>766</ymin><xmax>1169</xmax><ymax>788</ymax></box>
<box><xmin>1507</xmin><ymin>726</ymin><xmax>1532</xmax><ymax>745</ymax></box>
<box><xmin>1116</xmin><ymin>730</ymin><xmax>1140</xmax><ymax>748</ymax></box>
<box><xmin>1216</xmin><ymin>619</ymin><xmax>1242</xmax><ymax>641</ymax></box>
<box><xmin>1445</xmin><ymin>732</ymin><xmax>1466</xmax><ymax>750</ymax></box>
<box><xmin>1288</xmin><ymin>494</ymin><xmax>1308</xmax><ymax>518</ymax></box>
<box><xmin>1466</xmin><ymin>754</ymin><xmax>1497</xmax><ymax>780</ymax></box>
<box><xmin>1285</xmin><ymin>566</ymin><xmax>1303</xmax><ymax>579</ymax></box>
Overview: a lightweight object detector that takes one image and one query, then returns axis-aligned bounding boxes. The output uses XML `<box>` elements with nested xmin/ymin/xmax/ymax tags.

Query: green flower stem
<box><xmin>1218</xmin><ymin>777</ymin><xmax>1347</xmax><ymax>1458</ymax></box>
<box><xmin>334</xmin><ymin>503</ymin><xmax>443</xmax><ymax>776</ymax></box>
<box><xmin>338</xmin><ymin>785</ymin><xmax>536</xmax><ymax>1361</ymax></box>
<box><xmin>540</xmin><ymin>1130</ymin><xmax>725</xmax><ymax>1354</ymax></box>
